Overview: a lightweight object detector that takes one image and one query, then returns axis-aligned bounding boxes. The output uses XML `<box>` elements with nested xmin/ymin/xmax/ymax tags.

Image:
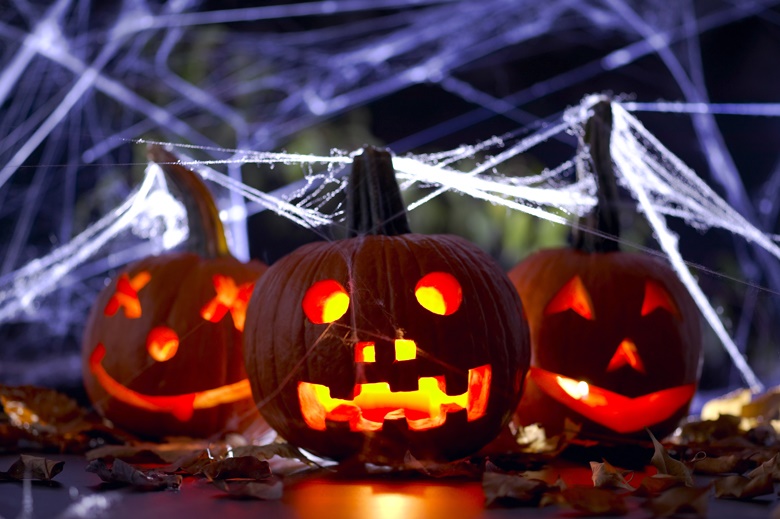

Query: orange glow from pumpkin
<box><xmin>88</xmin><ymin>343</ymin><xmax>253</xmax><ymax>421</ymax></box>
<box><xmin>200</xmin><ymin>275</ymin><xmax>256</xmax><ymax>331</ymax></box>
<box><xmin>529</xmin><ymin>367</ymin><xmax>696</xmax><ymax>433</ymax></box>
<box><xmin>355</xmin><ymin>342</ymin><xmax>376</xmax><ymax>363</ymax></box>
<box><xmin>298</xmin><ymin>365</ymin><xmax>491</xmax><ymax>432</ymax></box>
<box><xmin>146</xmin><ymin>326</ymin><xmax>180</xmax><ymax>362</ymax></box>
<box><xmin>103</xmin><ymin>271</ymin><xmax>151</xmax><ymax>318</ymax></box>
<box><xmin>394</xmin><ymin>339</ymin><xmax>417</xmax><ymax>361</ymax></box>
<box><xmin>303</xmin><ymin>280</ymin><xmax>350</xmax><ymax>324</ymax></box>
<box><xmin>606</xmin><ymin>339</ymin><xmax>645</xmax><ymax>374</ymax></box>
<box><xmin>415</xmin><ymin>272</ymin><xmax>462</xmax><ymax>315</ymax></box>
<box><xmin>641</xmin><ymin>280</ymin><xmax>680</xmax><ymax>319</ymax></box>
<box><xmin>544</xmin><ymin>275</ymin><xmax>594</xmax><ymax>320</ymax></box>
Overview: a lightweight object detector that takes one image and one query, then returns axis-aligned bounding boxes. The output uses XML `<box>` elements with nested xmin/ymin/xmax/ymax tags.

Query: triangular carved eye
<box><xmin>641</xmin><ymin>280</ymin><xmax>680</xmax><ymax>319</ymax></box>
<box><xmin>544</xmin><ymin>276</ymin><xmax>595</xmax><ymax>320</ymax></box>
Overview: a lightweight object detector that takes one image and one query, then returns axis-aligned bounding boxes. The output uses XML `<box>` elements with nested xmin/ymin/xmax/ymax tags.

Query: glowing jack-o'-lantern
<box><xmin>244</xmin><ymin>147</ymin><xmax>530</xmax><ymax>463</ymax></box>
<box><xmin>510</xmin><ymin>101</ymin><xmax>702</xmax><ymax>441</ymax></box>
<box><xmin>81</xmin><ymin>145</ymin><xmax>267</xmax><ymax>438</ymax></box>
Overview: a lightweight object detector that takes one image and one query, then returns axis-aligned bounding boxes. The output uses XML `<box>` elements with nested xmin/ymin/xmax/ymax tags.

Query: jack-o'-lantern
<box><xmin>81</xmin><ymin>145</ymin><xmax>267</xmax><ymax>438</ymax></box>
<box><xmin>510</xmin><ymin>101</ymin><xmax>702</xmax><ymax>441</ymax></box>
<box><xmin>243</xmin><ymin>147</ymin><xmax>530</xmax><ymax>463</ymax></box>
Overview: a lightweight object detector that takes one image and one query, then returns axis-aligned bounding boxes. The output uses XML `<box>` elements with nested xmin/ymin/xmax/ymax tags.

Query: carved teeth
<box><xmin>297</xmin><ymin>364</ymin><xmax>492</xmax><ymax>432</ymax></box>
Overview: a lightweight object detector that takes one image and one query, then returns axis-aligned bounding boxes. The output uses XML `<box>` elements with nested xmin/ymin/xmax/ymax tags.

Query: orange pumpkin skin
<box><xmin>82</xmin><ymin>254</ymin><xmax>266</xmax><ymax>438</ymax></box>
<box><xmin>81</xmin><ymin>145</ymin><xmax>267</xmax><ymax>439</ymax></box>
<box><xmin>243</xmin><ymin>147</ymin><xmax>530</xmax><ymax>463</ymax></box>
<box><xmin>244</xmin><ymin>234</ymin><xmax>529</xmax><ymax>462</ymax></box>
<box><xmin>510</xmin><ymin>248</ymin><xmax>702</xmax><ymax>441</ymax></box>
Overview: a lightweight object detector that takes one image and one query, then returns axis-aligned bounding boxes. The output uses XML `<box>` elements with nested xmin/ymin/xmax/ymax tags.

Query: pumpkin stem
<box><xmin>346</xmin><ymin>146</ymin><xmax>411</xmax><ymax>237</ymax></box>
<box><xmin>573</xmin><ymin>98</ymin><xmax>621</xmax><ymax>253</ymax></box>
<box><xmin>147</xmin><ymin>144</ymin><xmax>231</xmax><ymax>258</ymax></box>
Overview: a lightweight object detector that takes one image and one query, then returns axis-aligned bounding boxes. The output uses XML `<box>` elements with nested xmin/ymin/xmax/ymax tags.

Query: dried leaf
<box><xmin>700</xmin><ymin>388</ymin><xmax>751</xmax><ymax>421</ymax></box>
<box><xmin>714</xmin><ymin>473</ymin><xmax>774</xmax><ymax>500</ymax></box>
<box><xmin>692</xmin><ymin>454</ymin><xmax>746</xmax><ymax>475</ymax></box>
<box><xmin>560</xmin><ymin>486</ymin><xmax>628</xmax><ymax>516</ymax></box>
<box><xmin>646</xmin><ymin>485</ymin><xmax>710</xmax><ymax>517</ymax></box>
<box><xmin>403</xmin><ymin>452</ymin><xmax>480</xmax><ymax>478</ymax></box>
<box><xmin>0</xmin><ymin>384</ymin><xmax>130</xmax><ymax>452</ymax></box>
<box><xmin>648</xmin><ymin>429</ymin><xmax>693</xmax><ymax>487</ymax></box>
<box><xmin>743</xmin><ymin>384</ymin><xmax>780</xmax><ymax>421</ymax></box>
<box><xmin>86</xmin><ymin>440</ymin><xmax>208</xmax><ymax>464</ymax></box>
<box><xmin>590</xmin><ymin>460</ymin><xmax>635</xmax><ymax>491</ymax></box>
<box><xmin>482</xmin><ymin>471</ymin><xmax>550</xmax><ymax>507</ymax></box>
<box><xmin>211</xmin><ymin>477</ymin><xmax>283</xmax><ymax>500</ymax></box>
<box><xmin>201</xmin><ymin>456</ymin><xmax>271</xmax><ymax>480</ymax></box>
<box><xmin>680</xmin><ymin>415</ymin><xmax>743</xmax><ymax>443</ymax></box>
<box><xmin>747</xmin><ymin>454</ymin><xmax>780</xmax><ymax>481</ymax></box>
<box><xmin>636</xmin><ymin>474</ymin><xmax>687</xmax><ymax>496</ymax></box>
<box><xmin>515</xmin><ymin>419</ymin><xmax>581</xmax><ymax>456</ymax></box>
<box><xmin>86</xmin><ymin>458</ymin><xmax>181</xmax><ymax>491</ymax></box>
<box><xmin>0</xmin><ymin>454</ymin><xmax>63</xmax><ymax>481</ymax></box>
<box><xmin>232</xmin><ymin>442</ymin><xmax>315</xmax><ymax>465</ymax></box>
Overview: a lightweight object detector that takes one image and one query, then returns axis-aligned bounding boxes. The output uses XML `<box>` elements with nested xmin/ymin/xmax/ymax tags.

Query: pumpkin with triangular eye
<box><xmin>243</xmin><ymin>148</ymin><xmax>530</xmax><ymax>463</ymax></box>
<box><xmin>81</xmin><ymin>146</ymin><xmax>266</xmax><ymax>438</ymax></box>
<box><xmin>510</xmin><ymin>101</ymin><xmax>702</xmax><ymax>441</ymax></box>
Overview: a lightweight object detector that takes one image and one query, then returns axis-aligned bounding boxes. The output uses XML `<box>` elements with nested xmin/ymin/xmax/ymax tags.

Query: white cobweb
<box><xmin>0</xmin><ymin>0</ymin><xmax>779</xmax><ymax>393</ymax></box>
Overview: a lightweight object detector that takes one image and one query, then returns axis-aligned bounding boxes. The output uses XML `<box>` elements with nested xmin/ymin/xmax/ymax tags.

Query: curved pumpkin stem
<box><xmin>147</xmin><ymin>144</ymin><xmax>231</xmax><ymax>258</ymax></box>
<box><xmin>573</xmin><ymin>98</ymin><xmax>621</xmax><ymax>253</ymax></box>
<box><xmin>346</xmin><ymin>146</ymin><xmax>411</xmax><ymax>237</ymax></box>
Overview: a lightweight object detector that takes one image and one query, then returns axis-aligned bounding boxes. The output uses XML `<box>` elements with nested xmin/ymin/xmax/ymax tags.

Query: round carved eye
<box><xmin>147</xmin><ymin>326</ymin><xmax>180</xmax><ymax>362</ymax></box>
<box><xmin>415</xmin><ymin>272</ymin><xmax>462</xmax><ymax>315</ymax></box>
<box><xmin>303</xmin><ymin>280</ymin><xmax>350</xmax><ymax>324</ymax></box>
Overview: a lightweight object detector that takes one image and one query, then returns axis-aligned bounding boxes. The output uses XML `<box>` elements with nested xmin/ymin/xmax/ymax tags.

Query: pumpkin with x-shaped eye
<box><xmin>243</xmin><ymin>147</ymin><xmax>530</xmax><ymax>463</ymax></box>
<box><xmin>81</xmin><ymin>146</ymin><xmax>266</xmax><ymax>438</ymax></box>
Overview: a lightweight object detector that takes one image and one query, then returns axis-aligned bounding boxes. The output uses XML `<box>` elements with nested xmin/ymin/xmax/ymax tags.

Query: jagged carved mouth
<box><xmin>529</xmin><ymin>367</ymin><xmax>696</xmax><ymax>433</ymax></box>
<box><xmin>298</xmin><ymin>365</ymin><xmax>492</xmax><ymax>432</ymax></box>
<box><xmin>89</xmin><ymin>343</ymin><xmax>253</xmax><ymax>421</ymax></box>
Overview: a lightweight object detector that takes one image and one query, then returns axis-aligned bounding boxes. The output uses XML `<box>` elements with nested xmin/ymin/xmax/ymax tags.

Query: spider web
<box><xmin>0</xmin><ymin>1</ymin><xmax>779</xmax><ymax>394</ymax></box>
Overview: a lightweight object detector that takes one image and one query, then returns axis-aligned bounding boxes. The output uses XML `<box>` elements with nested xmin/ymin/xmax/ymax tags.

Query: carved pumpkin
<box><xmin>243</xmin><ymin>147</ymin><xmax>530</xmax><ymax>463</ymax></box>
<box><xmin>510</xmin><ymin>101</ymin><xmax>702</xmax><ymax>441</ymax></box>
<box><xmin>81</xmin><ymin>145</ymin><xmax>267</xmax><ymax>438</ymax></box>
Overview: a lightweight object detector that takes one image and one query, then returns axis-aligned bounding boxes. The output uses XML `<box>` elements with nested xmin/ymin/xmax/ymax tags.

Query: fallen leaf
<box><xmin>636</xmin><ymin>474</ymin><xmax>687</xmax><ymax>497</ymax></box>
<box><xmin>714</xmin><ymin>473</ymin><xmax>774</xmax><ymax>500</ymax></box>
<box><xmin>747</xmin><ymin>454</ymin><xmax>780</xmax><ymax>481</ymax></box>
<box><xmin>404</xmin><ymin>452</ymin><xmax>481</xmax><ymax>478</ymax></box>
<box><xmin>743</xmin><ymin>384</ymin><xmax>780</xmax><ymax>421</ymax></box>
<box><xmin>646</xmin><ymin>485</ymin><xmax>710</xmax><ymax>517</ymax></box>
<box><xmin>648</xmin><ymin>429</ymin><xmax>693</xmax><ymax>487</ymax></box>
<box><xmin>0</xmin><ymin>454</ymin><xmax>63</xmax><ymax>481</ymax></box>
<box><xmin>232</xmin><ymin>442</ymin><xmax>316</xmax><ymax>465</ymax></box>
<box><xmin>590</xmin><ymin>459</ymin><xmax>635</xmax><ymax>491</ymax></box>
<box><xmin>680</xmin><ymin>415</ymin><xmax>743</xmax><ymax>444</ymax></box>
<box><xmin>211</xmin><ymin>477</ymin><xmax>283</xmax><ymax>500</ymax></box>
<box><xmin>482</xmin><ymin>471</ymin><xmax>550</xmax><ymax>507</ymax></box>
<box><xmin>86</xmin><ymin>440</ymin><xmax>208</xmax><ymax>464</ymax></box>
<box><xmin>515</xmin><ymin>418</ymin><xmax>581</xmax><ymax>456</ymax></box>
<box><xmin>700</xmin><ymin>389</ymin><xmax>751</xmax><ymax>421</ymax></box>
<box><xmin>201</xmin><ymin>456</ymin><xmax>271</xmax><ymax>481</ymax></box>
<box><xmin>0</xmin><ymin>385</ymin><xmax>130</xmax><ymax>453</ymax></box>
<box><xmin>86</xmin><ymin>458</ymin><xmax>181</xmax><ymax>491</ymax></box>
<box><xmin>692</xmin><ymin>454</ymin><xmax>747</xmax><ymax>475</ymax></box>
<box><xmin>560</xmin><ymin>486</ymin><xmax>628</xmax><ymax>516</ymax></box>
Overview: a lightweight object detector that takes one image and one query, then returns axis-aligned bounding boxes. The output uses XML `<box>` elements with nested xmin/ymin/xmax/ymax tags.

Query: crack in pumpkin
<box><xmin>298</xmin><ymin>364</ymin><xmax>491</xmax><ymax>432</ymax></box>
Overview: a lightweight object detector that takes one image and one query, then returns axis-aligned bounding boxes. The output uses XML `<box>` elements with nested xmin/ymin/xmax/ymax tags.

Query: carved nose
<box><xmin>354</xmin><ymin>339</ymin><xmax>418</xmax><ymax>363</ymax></box>
<box><xmin>606</xmin><ymin>339</ymin><xmax>645</xmax><ymax>374</ymax></box>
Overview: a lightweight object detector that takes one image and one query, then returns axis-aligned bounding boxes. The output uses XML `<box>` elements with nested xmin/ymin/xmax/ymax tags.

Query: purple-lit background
<box><xmin>0</xmin><ymin>0</ymin><xmax>779</xmax><ymax>399</ymax></box>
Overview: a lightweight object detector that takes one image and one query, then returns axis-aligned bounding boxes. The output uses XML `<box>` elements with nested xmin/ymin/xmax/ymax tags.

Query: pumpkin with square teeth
<box><xmin>243</xmin><ymin>147</ymin><xmax>530</xmax><ymax>463</ymax></box>
<box><xmin>81</xmin><ymin>145</ymin><xmax>266</xmax><ymax>438</ymax></box>
<box><xmin>510</xmin><ymin>101</ymin><xmax>702</xmax><ymax>441</ymax></box>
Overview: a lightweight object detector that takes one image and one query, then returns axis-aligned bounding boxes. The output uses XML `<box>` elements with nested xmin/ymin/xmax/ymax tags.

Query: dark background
<box><xmin>0</xmin><ymin>0</ymin><xmax>779</xmax><ymax>401</ymax></box>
